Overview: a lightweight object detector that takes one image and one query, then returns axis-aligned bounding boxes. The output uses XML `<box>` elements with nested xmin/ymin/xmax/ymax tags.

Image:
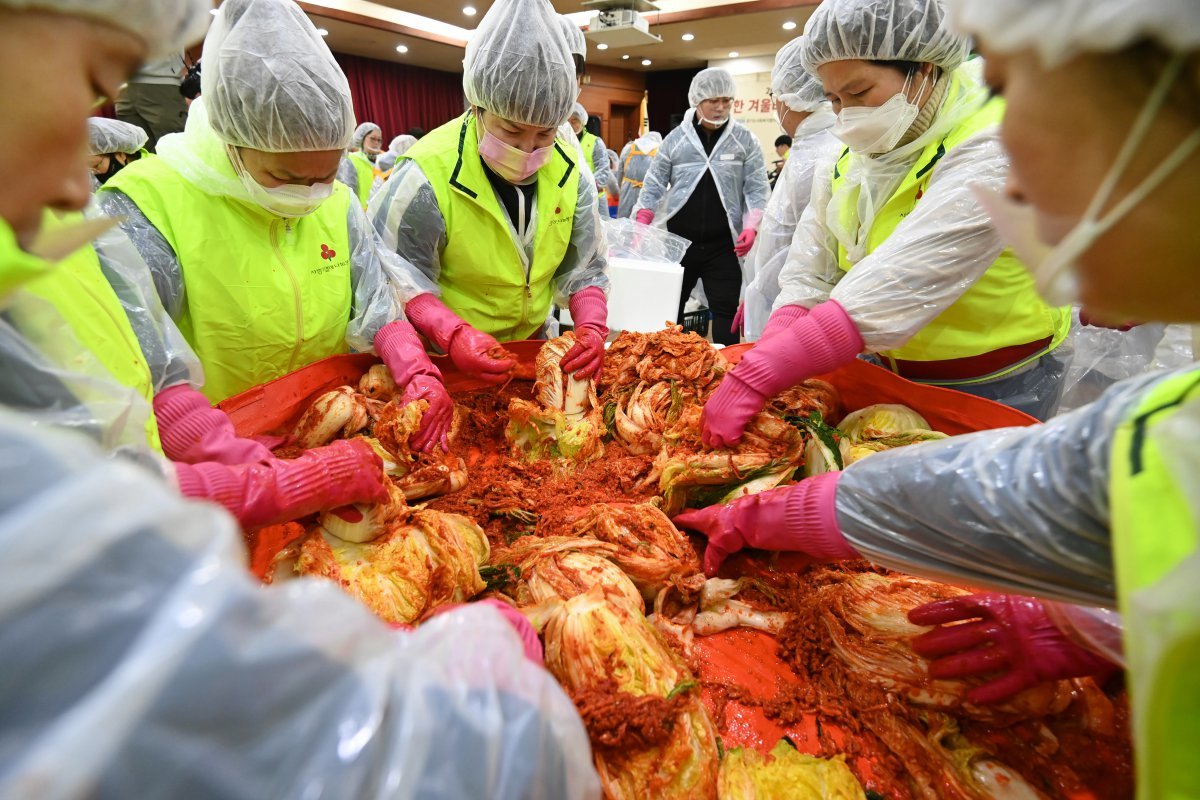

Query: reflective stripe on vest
<box><xmin>830</xmin><ymin>71</ymin><xmax>1069</xmax><ymax>368</ymax></box>
<box><xmin>348</xmin><ymin>151</ymin><xmax>374</xmax><ymax>208</ymax></box>
<box><xmin>621</xmin><ymin>144</ymin><xmax>657</xmax><ymax>189</ymax></box>
<box><xmin>1110</xmin><ymin>368</ymin><xmax>1200</xmax><ymax>800</ymax></box>
<box><xmin>402</xmin><ymin>113</ymin><xmax>580</xmax><ymax>341</ymax></box>
<box><xmin>103</xmin><ymin>157</ymin><xmax>354</xmax><ymax>402</ymax></box>
<box><xmin>21</xmin><ymin>213</ymin><xmax>162</xmax><ymax>451</ymax></box>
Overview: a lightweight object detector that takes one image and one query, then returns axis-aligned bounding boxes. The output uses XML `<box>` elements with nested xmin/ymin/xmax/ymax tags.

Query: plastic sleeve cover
<box><xmin>834</xmin><ymin>368</ymin><xmax>1186</xmax><ymax>607</ymax></box>
<box><xmin>553</xmin><ymin>164</ymin><xmax>611</xmax><ymax>305</ymax></box>
<box><xmin>96</xmin><ymin>190</ymin><xmax>188</xmax><ymax>321</ymax></box>
<box><xmin>337</xmin><ymin>155</ymin><xmax>360</xmax><ymax>199</ymax></box>
<box><xmin>738</xmin><ymin>129</ymin><xmax>771</xmax><ymax>226</ymax></box>
<box><xmin>344</xmin><ymin>199</ymin><xmax>438</xmax><ymax>352</ymax></box>
<box><xmin>0</xmin><ymin>412</ymin><xmax>601</xmax><ymax>800</ymax></box>
<box><xmin>590</xmin><ymin>138</ymin><xmax>611</xmax><ymax>195</ymax></box>
<box><xmin>366</xmin><ymin>159</ymin><xmax>448</xmax><ymax>291</ymax></box>
<box><xmin>631</xmin><ymin>128</ymin><xmax>675</xmax><ymax>218</ymax></box>
<box><xmin>87</xmin><ymin>205</ymin><xmax>203</xmax><ymax>392</ymax></box>
<box><xmin>1043</xmin><ymin>601</ymin><xmax>1126</xmax><ymax>668</ymax></box>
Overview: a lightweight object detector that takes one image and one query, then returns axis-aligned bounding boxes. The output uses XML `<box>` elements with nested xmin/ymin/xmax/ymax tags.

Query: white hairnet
<box><xmin>570</xmin><ymin>103</ymin><xmax>588</xmax><ymax>124</ymax></box>
<box><xmin>772</xmin><ymin>37</ymin><xmax>829</xmax><ymax>113</ymax></box>
<box><xmin>802</xmin><ymin>0</ymin><xmax>970</xmax><ymax>73</ymax></box>
<box><xmin>464</xmin><ymin>0</ymin><xmax>578</xmax><ymax>129</ymax></box>
<box><xmin>558</xmin><ymin>15</ymin><xmax>587</xmax><ymax>60</ymax></box>
<box><xmin>388</xmin><ymin>134</ymin><xmax>418</xmax><ymax>156</ymax></box>
<box><xmin>352</xmin><ymin>122</ymin><xmax>382</xmax><ymax>150</ymax></box>
<box><xmin>202</xmin><ymin>0</ymin><xmax>355</xmax><ymax>152</ymax></box>
<box><xmin>0</xmin><ymin>0</ymin><xmax>210</xmax><ymax>59</ymax></box>
<box><xmin>688</xmin><ymin>68</ymin><xmax>737</xmax><ymax>107</ymax></box>
<box><xmin>950</xmin><ymin>0</ymin><xmax>1200</xmax><ymax>67</ymax></box>
<box><xmin>87</xmin><ymin>118</ymin><xmax>148</xmax><ymax>155</ymax></box>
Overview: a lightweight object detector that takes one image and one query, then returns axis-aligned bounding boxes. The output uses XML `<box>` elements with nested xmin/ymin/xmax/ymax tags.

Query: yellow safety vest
<box><xmin>579</xmin><ymin>129</ymin><xmax>607</xmax><ymax>205</ymax></box>
<box><xmin>0</xmin><ymin>218</ymin><xmax>51</xmax><ymax>296</ymax></box>
<box><xmin>103</xmin><ymin>156</ymin><xmax>354</xmax><ymax>402</ymax></box>
<box><xmin>1110</xmin><ymin>368</ymin><xmax>1200</xmax><ymax>800</ymax></box>
<box><xmin>402</xmin><ymin>113</ymin><xmax>580</xmax><ymax>341</ymax></box>
<box><xmin>348</xmin><ymin>151</ymin><xmax>375</xmax><ymax>208</ymax></box>
<box><xmin>831</xmin><ymin>72</ymin><xmax>1069</xmax><ymax>374</ymax></box>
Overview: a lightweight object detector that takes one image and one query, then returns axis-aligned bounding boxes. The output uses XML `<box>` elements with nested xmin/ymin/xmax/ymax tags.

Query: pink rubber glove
<box><xmin>635</xmin><ymin>208</ymin><xmax>655</xmax><ymax>225</ymax></box>
<box><xmin>672</xmin><ymin>473</ymin><xmax>857</xmax><ymax>575</ymax></box>
<box><xmin>404</xmin><ymin>293</ymin><xmax>515</xmax><ymax>384</ymax></box>
<box><xmin>731</xmin><ymin>302</ymin><xmax>744</xmax><ymax>336</ymax></box>
<box><xmin>733</xmin><ymin>227</ymin><xmax>758</xmax><ymax>257</ymax></box>
<box><xmin>560</xmin><ymin>286</ymin><xmax>608</xmax><ymax>379</ymax></box>
<box><xmin>430</xmin><ymin>599</ymin><xmax>544</xmax><ymax>665</ymax></box>
<box><xmin>756</xmin><ymin>303</ymin><xmax>808</xmax><ymax>344</ymax></box>
<box><xmin>153</xmin><ymin>384</ymin><xmax>272</xmax><ymax>466</ymax></box>
<box><xmin>374</xmin><ymin>320</ymin><xmax>453</xmax><ymax>453</ymax></box>
<box><xmin>175</xmin><ymin>438</ymin><xmax>389</xmax><ymax>530</ymax></box>
<box><xmin>908</xmin><ymin>593</ymin><xmax>1119</xmax><ymax>704</ymax></box>
<box><xmin>701</xmin><ymin>300</ymin><xmax>862</xmax><ymax>448</ymax></box>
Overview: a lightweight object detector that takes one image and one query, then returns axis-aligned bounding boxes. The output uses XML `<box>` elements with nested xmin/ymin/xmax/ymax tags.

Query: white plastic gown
<box><xmin>633</xmin><ymin>110</ymin><xmax>770</xmax><ymax>244</ymax></box>
<box><xmin>834</xmin><ymin>364</ymin><xmax>1200</xmax><ymax>617</ymax></box>
<box><xmin>615</xmin><ymin>133</ymin><xmax>661</xmax><ymax>219</ymax></box>
<box><xmin>773</xmin><ymin>67</ymin><xmax>1015</xmax><ymax>352</ymax></box>
<box><xmin>740</xmin><ymin>110</ymin><xmax>838</xmax><ymax>340</ymax></box>
<box><xmin>0</xmin><ymin>411</ymin><xmax>600</xmax><ymax>800</ymax></box>
<box><xmin>366</xmin><ymin>131</ymin><xmax>610</xmax><ymax>309</ymax></box>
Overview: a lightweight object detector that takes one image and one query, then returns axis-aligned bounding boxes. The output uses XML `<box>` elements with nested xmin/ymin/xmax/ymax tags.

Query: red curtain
<box><xmin>333</xmin><ymin>52</ymin><xmax>466</xmax><ymax>140</ymax></box>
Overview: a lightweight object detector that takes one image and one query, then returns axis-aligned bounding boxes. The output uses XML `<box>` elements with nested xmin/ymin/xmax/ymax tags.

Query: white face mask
<box><xmin>227</xmin><ymin>146</ymin><xmax>334</xmax><ymax>218</ymax></box>
<box><xmin>972</xmin><ymin>53</ymin><xmax>1200</xmax><ymax>308</ymax></box>
<box><xmin>833</xmin><ymin>69</ymin><xmax>929</xmax><ymax>155</ymax></box>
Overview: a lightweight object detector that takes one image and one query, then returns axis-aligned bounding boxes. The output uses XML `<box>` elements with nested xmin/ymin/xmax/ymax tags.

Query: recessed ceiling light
<box><xmin>463</xmin><ymin>5</ymin><xmax>477</xmax><ymax>15</ymax></box>
<box><xmin>681</xmin><ymin>33</ymin><xmax>694</xmax><ymax>41</ymax></box>
<box><xmin>782</xmin><ymin>20</ymin><xmax>796</xmax><ymax>30</ymax></box>
<box><xmin>641</xmin><ymin>58</ymin><xmax>652</xmax><ymax>66</ymax></box>
<box><xmin>622</xmin><ymin>54</ymin><xmax>630</xmax><ymax>60</ymax></box>
<box><xmin>396</xmin><ymin>44</ymin><xmax>409</xmax><ymax>53</ymax></box>
<box><xmin>728</xmin><ymin>51</ymin><xmax>739</xmax><ymax>58</ymax></box>
<box><xmin>316</xmin><ymin>27</ymin><xmax>329</xmax><ymax>36</ymax></box>
<box><xmin>597</xmin><ymin>43</ymin><xmax>608</xmax><ymax>50</ymax></box>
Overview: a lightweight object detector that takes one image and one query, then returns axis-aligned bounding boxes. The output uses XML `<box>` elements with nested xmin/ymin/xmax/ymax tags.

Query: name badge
<box><xmin>719</xmin><ymin>153</ymin><xmax>736</xmax><ymax>161</ymax></box>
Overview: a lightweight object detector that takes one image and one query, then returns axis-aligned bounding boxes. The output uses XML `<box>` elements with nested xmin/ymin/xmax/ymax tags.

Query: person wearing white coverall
<box><xmin>676</xmin><ymin>0</ymin><xmax>1200</xmax><ymax>796</ymax></box>
<box><xmin>368</xmin><ymin>0</ymin><xmax>610</xmax><ymax>383</ymax></box>
<box><xmin>737</xmin><ymin>35</ymin><xmax>840</xmax><ymax>342</ymax></box>
<box><xmin>0</xmin><ymin>4</ymin><xmax>601</xmax><ymax>797</ymax></box>
<box><xmin>86</xmin><ymin>118</ymin><xmax>149</xmax><ymax>188</ymax></box>
<box><xmin>702</xmin><ymin>0</ymin><xmax>1075</xmax><ymax>444</ymax></box>
<box><xmin>97</xmin><ymin>0</ymin><xmax>457</xmax><ymax>453</ymax></box>
<box><xmin>615</xmin><ymin>131</ymin><xmax>662</xmax><ymax>219</ymax></box>
<box><xmin>634</xmin><ymin>68</ymin><xmax>771</xmax><ymax>346</ymax></box>
<box><xmin>338</xmin><ymin>120</ymin><xmax>384</xmax><ymax>208</ymax></box>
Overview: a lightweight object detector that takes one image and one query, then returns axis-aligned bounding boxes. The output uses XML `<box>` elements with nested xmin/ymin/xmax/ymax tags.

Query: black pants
<box><xmin>676</xmin><ymin>238</ymin><xmax>742</xmax><ymax>346</ymax></box>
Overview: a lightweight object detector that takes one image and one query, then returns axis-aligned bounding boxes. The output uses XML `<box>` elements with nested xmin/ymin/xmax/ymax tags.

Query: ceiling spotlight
<box><xmin>396</xmin><ymin>44</ymin><xmax>409</xmax><ymax>53</ymax></box>
<box><xmin>316</xmin><ymin>27</ymin><xmax>329</xmax><ymax>36</ymax></box>
<box><xmin>782</xmin><ymin>20</ymin><xmax>797</xmax><ymax>30</ymax></box>
<box><xmin>641</xmin><ymin>58</ymin><xmax>652</xmax><ymax>66</ymax></box>
<box><xmin>463</xmin><ymin>5</ymin><xmax>477</xmax><ymax>15</ymax></box>
<box><xmin>622</xmin><ymin>54</ymin><xmax>630</xmax><ymax>60</ymax></box>
<box><xmin>728</xmin><ymin>51</ymin><xmax>739</xmax><ymax>58</ymax></box>
<box><xmin>597</xmin><ymin>43</ymin><xmax>609</xmax><ymax>50</ymax></box>
<box><xmin>681</xmin><ymin>33</ymin><xmax>694</xmax><ymax>41</ymax></box>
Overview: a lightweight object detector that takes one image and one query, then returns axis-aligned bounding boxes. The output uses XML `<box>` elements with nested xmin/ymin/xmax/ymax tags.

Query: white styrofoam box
<box><xmin>595</xmin><ymin>256</ymin><xmax>684</xmax><ymax>333</ymax></box>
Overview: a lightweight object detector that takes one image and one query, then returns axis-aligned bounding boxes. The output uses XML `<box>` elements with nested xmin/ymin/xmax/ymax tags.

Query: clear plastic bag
<box><xmin>602</xmin><ymin>217</ymin><xmax>691</xmax><ymax>264</ymax></box>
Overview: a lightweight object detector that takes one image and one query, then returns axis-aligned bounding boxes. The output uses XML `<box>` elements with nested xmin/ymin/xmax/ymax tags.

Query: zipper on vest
<box><xmin>270</xmin><ymin>218</ymin><xmax>306</xmax><ymax>373</ymax></box>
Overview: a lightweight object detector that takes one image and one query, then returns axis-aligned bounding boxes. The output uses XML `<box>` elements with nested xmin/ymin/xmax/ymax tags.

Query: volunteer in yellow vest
<box><xmin>338</xmin><ymin>121</ymin><xmax>383</xmax><ymax>208</ymax></box>
<box><xmin>701</xmin><ymin>0</ymin><xmax>1072</xmax><ymax>448</ymax></box>
<box><xmin>369</xmin><ymin>0</ymin><xmax>609</xmax><ymax>383</ymax></box>
<box><xmin>676</xmin><ymin>1</ymin><xmax>1200</xmax><ymax>796</ymax></box>
<box><xmin>568</xmin><ymin>103</ymin><xmax>611</xmax><ymax>213</ymax></box>
<box><xmin>99</xmin><ymin>0</ymin><xmax>454</xmax><ymax>453</ymax></box>
<box><xmin>615</xmin><ymin>131</ymin><xmax>661</xmax><ymax>219</ymax></box>
<box><xmin>86</xmin><ymin>118</ymin><xmax>149</xmax><ymax>189</ymax></box>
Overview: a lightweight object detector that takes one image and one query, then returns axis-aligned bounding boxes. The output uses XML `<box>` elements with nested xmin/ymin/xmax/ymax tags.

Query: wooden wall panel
<box><xmin>579</xmin><ymin>65</ymin><xmax>646</xmax><ymax>151</ymax></box>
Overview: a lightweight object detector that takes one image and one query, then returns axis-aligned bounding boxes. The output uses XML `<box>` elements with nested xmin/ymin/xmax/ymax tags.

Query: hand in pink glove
<box><xmin>756</xmin><ymin>303</ymin><xmax>808</xmax><ymax>344</ymax></box>
<box><xmin>672</xmin><ymin>473</ymin><xmax>856</xmax><ymax>575</ymax></box>
<box><xmin>175</xmin><ymin>438</ymin><xmax>389</xmax><ymax>530</ymax></box>
<box><xmin>635</xmin><ymin>208</ymin><xmax>655</xmax><ymax>226</ymax></box>
<box><xmin>429</xmin><ymin>598</ymin><xmax>543</xmax><ymax>665</ymax></box>
<box><xmin>908</xmin><ymin>593</ymin><xmax>1119</xmax><ymax>704</ymax></box>
<box><xmin>374</xmin><ymin>320</ymin><xmax>453</xmax><ymax>453</ymax></box>
<box><xmin>560</xmin><ymin>286</ymin><xmax>608</xmax><ymax>379</ymax></box>
<box><xmin>404</xmin><ymin>293</ymin><xmax>514</xmax><ymax>384</ymax></box>
<box><xmin>731</xmin><ymin>302</ymin><xmax>744</xmax><ymax>337</ymax></box>
<box><xmin>701</xmin><ymin>301</ymin><xmax>863</xmax><ymax>448</ymax></box>
<box><xmin>733</xmin><ymin>227</ymin><xmax>758</xmax><ymax>257</ymax></box>
<box><xmin>154</xmin><ymin>384</ymin><xmax>273</xmax><ymax>466</ymax></box>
